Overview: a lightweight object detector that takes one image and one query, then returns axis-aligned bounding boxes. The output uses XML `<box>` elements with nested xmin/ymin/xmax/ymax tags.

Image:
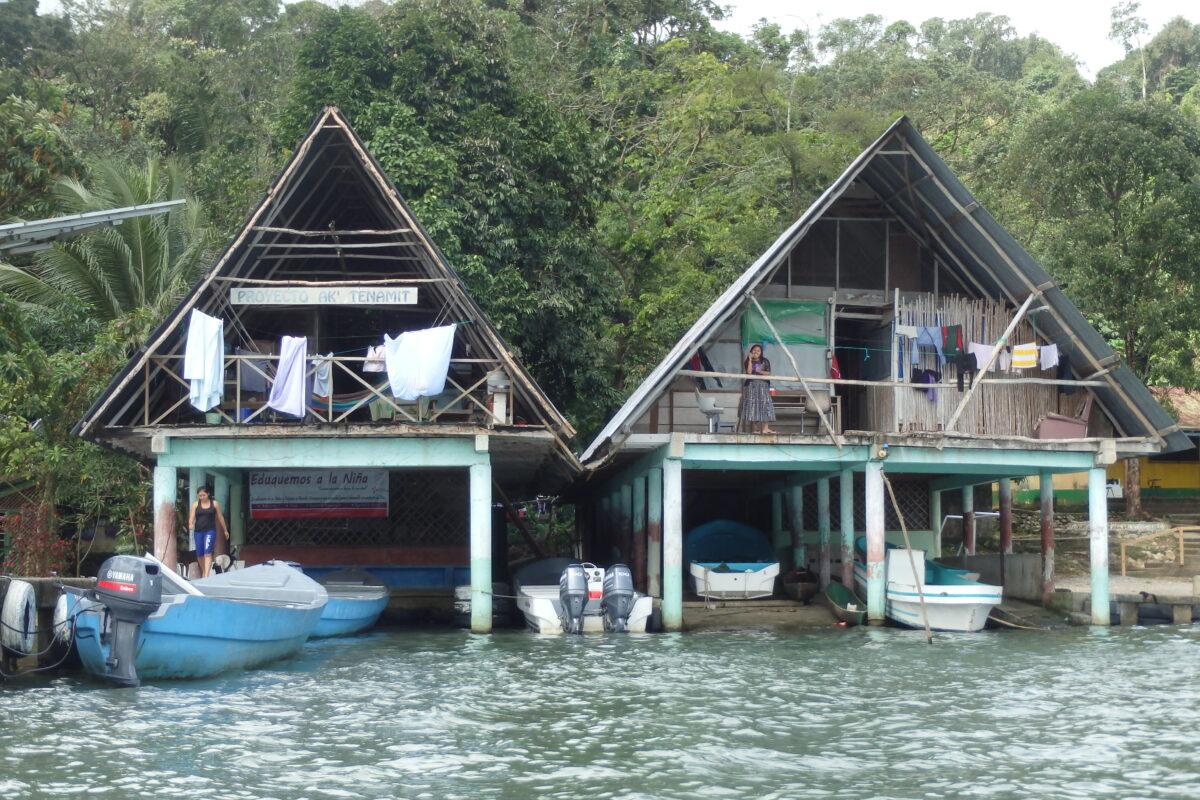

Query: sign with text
<box><xmin>230</xmin><ymin>286</ymin><xmax>418</xmax><ymax>305</ymax></box>
<box><xmin>249</xmin><ymin>470</ymin><xmax>389</xmax><ymax>519</ymax></box>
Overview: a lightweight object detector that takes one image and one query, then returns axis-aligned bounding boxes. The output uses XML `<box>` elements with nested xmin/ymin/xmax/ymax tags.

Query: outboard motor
<box><xmin>602</xmin><ymin>565</ymin><xmax>636</xmax><ymax>632</ymax></box>
<box><xmin>91</xmin><ymin>555</ymin><xmax>162</xmax><ymax>687</ymax></box>
<box><xmin>559</xmin><ymin>564</ymin><xmax>588</xmax><ymax>633</ymax></box>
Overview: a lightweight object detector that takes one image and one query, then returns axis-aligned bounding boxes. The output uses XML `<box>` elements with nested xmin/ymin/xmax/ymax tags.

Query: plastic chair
<box><xmin>694</xmin><ymin>389</ymin><xmax>725</xmax><ymax>433</ymax></box>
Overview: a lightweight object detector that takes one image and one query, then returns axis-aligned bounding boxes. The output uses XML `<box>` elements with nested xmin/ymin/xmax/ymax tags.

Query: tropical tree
<box><xmin>0</xmin><ymin>157</ymin><xmax>217</xmax><ymax>322</ymax></box>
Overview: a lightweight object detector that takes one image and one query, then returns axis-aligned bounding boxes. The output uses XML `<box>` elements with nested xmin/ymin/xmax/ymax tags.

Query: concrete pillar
<box><xmin>961</xmin><ymin>485</ymin><xmax>976</xmax><ymax>556</ymax></box>
<box><xmin>228</xmin><ymin>476</ymin><xmax>245</xmax><ymax>550</ymax></box>
<box><xmin>599</xmin><ymin>494</ymin><xmax>611</xmax><ymax>562</ymax></box>
<box><xmin>1040</xmin><ymin>471</ymin><xmax>1056</xmax><ymax>605</ymax></box>
<box><xmin>632</xmin><ymin>475</ymin><xmax>647</xmax><ymax>592</ymax></box>
<box><xmin>213</xmin><ymin>473</ymin><xmax>231</xmax><ymax>559</ymax></box>
<box><xmin>662</xmin><ymin>457</ymin><xmax>683</xmax><ymax>632</ymax></box>
<box><xmin>188</xmin><ymin>467</ymin><xmax>205</xmax><ymax>505</ymax></box>
<box><xmin>788</xmin><ymin>483</ymin><xmax>805</xmax><ymax>571</ymax></box>
<box><xmin>469</xmin><ymin>461</ymin><xmax>493</xmax><ymax>633</ymax></box>
<box><xmin>929</xmin><ymin>486</ymin><xmax>943</xmax><ymax>559</ymax></box>
<box><xmin>647</xmin><ymin>467</ymin><xmax>663</xmax><ymax>597</ymax></box>
<box><xmin>619</xmin><ymin>483</ymin><xmax>633</xmax><ymax>566</ymax></box>
<box><xmin>840</xmin><ymin>468</ymin><xmax>854</xmax><ymax>586</ymax></box>
<box><xmin>999</xmin><ymin>478</ymin><xmax>1013</xmax><ymax>555</ymax></box>
<box><xmin>865</xmin><ymin>461</ymin><xmax>886</xmax><ymax>624</ymax></box>
<box><xmin>771</xmin><ymin>491</ymin><xmax>786</xmax><ymax>559</ymax></box>
<box><xmin>152</xmin><ymin>465</ymin><xmax>178</xmax><ymax>570</ymax></box>
<box><xmin>817</xmin><ymin>478</ymin><xmax>831</xmax><ymax>589</ymax></box>
<box><xmin>1089</xmin><ymin>466</ymin><xmax>1111</xmax><ymax>626</ymax></box>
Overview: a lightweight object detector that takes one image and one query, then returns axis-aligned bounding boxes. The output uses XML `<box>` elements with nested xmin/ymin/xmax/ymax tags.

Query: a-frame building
<box><xmin>578</xmin><ymin>117</ymin><xmax>1187</xmax><ymax>631</ymax></box>
<box><xmin>76</xmin><ymin>107</ymin><xmax>579</xmax><ymax>631</ymax></box>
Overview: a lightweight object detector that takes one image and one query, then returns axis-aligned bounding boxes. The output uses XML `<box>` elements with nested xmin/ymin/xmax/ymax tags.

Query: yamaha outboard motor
<box><xmin>559</xmin><ymin>564</ymin><xmax>588</xmax><ymax>633</ymax></box>
<box><xmin>91</xmin><ymin>555</ymin><xmax>162</xmax><ymax>687</ymax></box>
<box><xmin>602</xmin><ymin>565</ymin><xmax>636</xmax><ymax>632</ymax></box>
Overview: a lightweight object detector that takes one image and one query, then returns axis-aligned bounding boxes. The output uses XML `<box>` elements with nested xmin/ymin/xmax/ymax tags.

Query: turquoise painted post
<box><xmin>632</xmin><ymin>475</ymin><xmax>647</xmax><ymax>591</ymax></box>
<box><xmin>619</xmin><ymin>484</ymin><xmax>633</xmax><ymax>565</ymax></box>
<box><xmin>213</xmin><ymin>473</ymin><xmax>231</xmax><ymax>559</ymax></box>
<box><xmin>788</xmin><ymin>483</ymin><xmax>805</xmax><ymax>571</ymax></box>
<box><xmin>961</xmin><ymin>485</ymin><xmax>975</xmax><ymax>555</ymax></box>
<box><xmin>840</xmin><ymin>468</ymin><xmax>854</xmax><ymax>586</ymax></box>
<box><xmin>599</xmin><ymin>494</ymin><xmax>611</xmax><ymax>561</ymax></box>
<box><xmin>929</xmin><ymin>487</ymin><xmax>942</xmax><ymax>559</ymax></box>
<box><xmin>647</xmin><ymin>467</ymin><xmax>663</xmax><ymax>597</ymax></box>
<box><xmin>999</xmin><ymin>478</ymin><xmax>1013</xmax><ymax>554</ymax></box>
<box><xmin>189</xmin><ymin>467</ymin><xmax>205</xmax><ymax>504</ymax></box>
<box><xmin>228</xmin><ymin>476</ymin><xmax>245</xmax><ymax>549</ymax></box>
<box><xmin>817</xmin><ymin>478</ymin><xmax>831</xmax><ymax>589</ymax></box>
<box><xmin>1040</xmin><ymin>471</ymin><xmax>1056</xmax><ymax>605</ymax></box>
<box><xmin>771</xmin><ymin>492</ymin><xmax>785</xmax><ymax>561</ymax></box>
<box><xmin>662</xmin><ymin>457</ymin><xmax>683</xmax><ymax>631</ymax></box>
<box><xmin>152</xmin><ymin>465</ymin><xmax>178</xmax><ymax>569</ymax></box>
<box><xmin>865</xmin><ymin>461</ymin><xmax>885</xmax><ymax>624</ymax></box>
<box><xmin>1088</xmin><ymin>466</ymin><xmax>1111</xmax><ymax>626</ymax></box>
<box><xmin>469</xmin><ymin>461</ymin><xmax>494</xmax><ymax>633</ymax></box>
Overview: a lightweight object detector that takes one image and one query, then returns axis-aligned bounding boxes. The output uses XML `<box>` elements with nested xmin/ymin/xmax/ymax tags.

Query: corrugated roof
<box><xmin>581</xmin><ymin>116</ymin><xmax>1188</xmax><ymax>465</ymax></box>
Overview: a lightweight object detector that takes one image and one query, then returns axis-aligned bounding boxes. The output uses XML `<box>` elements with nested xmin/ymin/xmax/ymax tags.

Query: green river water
<box><xmin>2</xmin><ymin>625</ymin><xmax>1199</xmax><ymax>799</ymax></box>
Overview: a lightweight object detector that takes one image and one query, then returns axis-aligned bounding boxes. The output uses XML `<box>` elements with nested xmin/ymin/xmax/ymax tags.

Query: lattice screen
<box><xmin>798</xmin><ymin>475</ymin><xmax>929</xmax><ymax>531</ymax></box>
<box><xmin>246</xmin><ymin>469</ymin><xmax>468</xmax><ymax>547</ymax></box>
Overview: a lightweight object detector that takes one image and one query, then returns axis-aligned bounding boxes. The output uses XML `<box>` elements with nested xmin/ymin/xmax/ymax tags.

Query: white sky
<box><xmin>715</xmin><ymin>0</ymin><xmax>1197</xmax><ymax>78</ymax></box>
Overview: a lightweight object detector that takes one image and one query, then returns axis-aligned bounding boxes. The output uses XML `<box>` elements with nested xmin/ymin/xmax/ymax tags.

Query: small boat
<box><xmin>311</xmin><ymin>568</ymin><xmax>390</xmax><ymax>638</ymax></box>
<box><xmin>62</xmin><ymin>554</ymin><xmax>327</xmax><ymax>686</ymax></box>
<box><xmin>513</xmin><ymin>558</ymin><xmax>653</xmax><ymax>634</ymax></box>
<box><xmin>853</xmin><ymin>542</ymin><xmax>1001</xmax><ymax>633</ymax></box>
<box><xmin>685</xmin><ymin>520</ymin><xmax>780</xmax><ymax>600</ymax></box>
<box><xmin>823</xmin><ymin>580</ymin><xmax>866</xmax><ymax>626</ymax></box>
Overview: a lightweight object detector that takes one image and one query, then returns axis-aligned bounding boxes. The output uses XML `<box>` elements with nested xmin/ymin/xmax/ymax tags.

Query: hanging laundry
<box><xmin>183</xmin><ymin>309</ymin><xmax>224</xmax><ymax>412</ymax></box>
<box><xmin>384</xmin><ymin>324</ymin><xmax>456</xmax><ymax>402</ymax></box>
<box><xmin>311</xmin><ymin>353</ymin><xmax>333</xmax><ymax>397</ymax></box>
<box><xmin>829</xmin><ymin>353</ymin><xmax>842</xmax><ymax>381</ymax></box>
<box><xmin>363</xmin><ymin>344</ymin><xmax>386</xmax><ymax>373</ymax></box>
<box><xmin>1040</xmin><ymin>343</ymin><xmax>1060</xmax><ymax>370</ymax></box>
<box><xmin>915</xmin><ymin>326</ymin><xmax>945</xmax><ymax>365</ymax></box>
<box><xmin>895</xmin><ymin>324</ymin><xmax>919</xmax><ymax>339</ymax></box>
<box><xmin>268</xmin><ymin>336</ymin><xmax>308</xmax><ymax>417</ymax></box>
<box><xmin>999</xmin><ymin>347</ymin><xmax>1012</xmax><ymax>372</ymax></box>
<box><xmin>920</xmin><ymin>369</ymin><xmax>941</xmax><ymax>402</ymax></box>
<box><xmin>967</xmin><ymin>342</ymin><xmax>1000</xmax><ymax>373</ymax></box>
<box><xmin>1011</xmin><ymin>343</ymin><xmax>1038</xmax><ymax>369</ymax></box>
<box><xmin>955</xmin><ymin>352</ymin><xmax>977</xmax><ymax>392</ymax></box>
<box><xmin>235</xmin><ymin>347</ymin><xmax>269</xmax><ymax>394</ymax></box>
<box><xmin>942</xmin><ymin>325</ymin><xmax>964</xmax><ymax>359</ymax></box>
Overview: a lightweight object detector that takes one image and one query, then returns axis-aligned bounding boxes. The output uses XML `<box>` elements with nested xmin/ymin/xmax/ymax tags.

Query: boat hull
<box><xmin>516</xmin><ymin>586</ymin><xmax>653</xmax><ymax>634</ymax></box>
<box><xmin>311</xmin><ymin>591</ymin><xmax>389</xmax><ymax>638</ymax></box>
<box><xmin>73</xmin><ymin>594</ymin><xmax>324</xmax><ymax>680</ymax></box>
<box><xmin>853</xmin><ymin>559</ymin><xmax>1001</xmax><ymax>633</ymax></box>
<box><xmin>689</xmin><ymin>561</ymin><xmax>779</xmax><ymax>600</ymax></box>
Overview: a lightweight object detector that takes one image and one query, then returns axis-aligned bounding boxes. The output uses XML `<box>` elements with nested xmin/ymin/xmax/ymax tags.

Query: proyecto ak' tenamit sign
<box><xmin>229</xmin><ymin>286</ymin><xmax>419</xmax><ymax>305</ymax></box>
<box><xmin>249</xmin><ymin>470</ymin><xmax>389</xmax><ymax>519</ymax></box>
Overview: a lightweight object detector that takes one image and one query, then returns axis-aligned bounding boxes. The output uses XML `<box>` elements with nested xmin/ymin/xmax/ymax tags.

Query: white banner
<box><xmin>249</xmin><ymin>470</ymin><xmax>389</xmax><ymax>519</ymax></box>
<box><xmin>230</xmin><ymin>286</ymin><xmax>418</xmax><ymax>305</ymax></box>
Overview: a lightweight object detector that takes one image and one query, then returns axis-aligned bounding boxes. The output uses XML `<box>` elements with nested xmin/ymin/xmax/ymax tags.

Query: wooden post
<box><xmin>647</xmin><ymin>467</ymin><xmax>663</xmax><ymax>598</ymax></box>
<box><xmin>469</xmin><ymin>459</ymin><xmax>494</xmax><ymax>633</ymax></box>
<box><xmin>929</xmin><ymin>486</ymin><xmax>943</xmax><ymax>559</ymax></box>
<box><xmin>840</xmin><ymin>468</ymin><xmax>855</xmax><ymax>586</ymax></box>
<box><xmin>962</xmin><ymin>485</ymin><xmax>976</xmax><ymax>556</ymax></box>
<box><xmin>865</xmin><ymin>461</ymin><xmax>886</xmax><ymax>624</ymax></box>
<box><xmin>817</xmin><ymin>478</ymin><xmax>831</xmax><ymax>589</ymax></box>
<box><xmin>152</xmin><ymin>465</ymin><xmax>178</xmax><ymax>570</ymax></box>
<box><xmin>788</xmin><ymin>482</ymin><xmax>805</xmax><ymax>571</ymax></box>
<box><xmin>1089</xmin><ymin>466</ymin><xmax>1111</xmax><ymax>626</ymax></box>
<box><xmin>998</xmin><ymin>478</ymin><xmax>1013</xmax><ymax>554</ymax></box>
<box><xmin>1040</xmin><ymin>471</ymin><xmax>1056</xmax><ymax>605</ymax></box>
<box><xmin>662</xmin><ymin>457</ymin><xmax>684</xmax><ymax>632</ymax></box>
<box><xmin>632</xmin><ymin>474</ymin><xmax>647</xmax><ymax>592</ymax></box>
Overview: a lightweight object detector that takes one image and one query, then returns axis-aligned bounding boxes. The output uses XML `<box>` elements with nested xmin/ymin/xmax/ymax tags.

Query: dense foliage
<box><xmin>2</xmin><ymin>0</ymin><xmax>1200</xmax><ymax>569</ymax></box>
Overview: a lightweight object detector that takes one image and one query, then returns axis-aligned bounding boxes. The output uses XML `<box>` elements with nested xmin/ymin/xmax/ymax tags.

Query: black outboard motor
<box><xmin>602</xmin><ymin>565</ymin><xmax>636</xmax><ymax>632</ymax></box>
<box><xmin>559</xmin><ymin>564</ymin><xmax>588</xmax><ymax>634</ymax></box>
<box><xmin>91</xmin><ymin>555</ymin><xmax>162</xmax><ymax>687</ymax></box>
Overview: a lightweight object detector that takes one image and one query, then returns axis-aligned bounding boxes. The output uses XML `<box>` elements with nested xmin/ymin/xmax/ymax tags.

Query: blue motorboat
<box><xmin>62</xmin><ymin>555</ymin><xmax>327</xmax><ymax>686</ymax></box>
<box><xmin>312</xmin><ymin>567</ymin><xmax>390</xmax><ymax>638</ymax></box>
<box><xmin>685</xmin><ymin>520</ymin><xmax>781</xmax><ymax>599</ymax></box>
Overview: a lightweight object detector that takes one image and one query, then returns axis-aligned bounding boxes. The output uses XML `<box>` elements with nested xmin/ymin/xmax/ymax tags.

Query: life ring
<box><xmin>1</xmin><ymin>580</ymin><xmax>38</xmax><ymax>656</ymax></box>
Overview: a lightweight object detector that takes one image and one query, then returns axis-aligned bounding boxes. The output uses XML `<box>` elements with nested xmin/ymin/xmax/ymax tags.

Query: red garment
<box><xmin>829</xmin><ymin>353</ymin><xmax>842</xmax><ymax>380</ymax></box>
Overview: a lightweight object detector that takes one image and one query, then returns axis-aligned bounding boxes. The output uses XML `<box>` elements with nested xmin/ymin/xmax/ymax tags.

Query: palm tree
<box><xmin>0</xmin><ymin>157</ymin><xmax>217</xmax><ymax>322</ymax></box>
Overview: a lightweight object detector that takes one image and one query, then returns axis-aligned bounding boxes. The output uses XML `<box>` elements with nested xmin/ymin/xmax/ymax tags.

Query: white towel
<box><xmin>363</xmin><ymin>344</ymin><xmax>386</xmax><ymax>373</ymax></box>
<box><xmin>1039</xmin><ymin>343</ymin><xmax>1060</xmax><ymax>370</ymax></box>
<box><xmin>268</xmin><ymin>336</ymin><xmax>308</xmax><ymax>417</ymax></box>
<box><xmin>183</xmin><ymin>309</ymin><xmax>224</xmax><ymax>412</ymax></box>
<box><xmin>384</xmin><ymin>325</ymin><xmax>456</xmax><ymax>402</ymax></box>
<box><xmin>311</xmin><ymin>353</ymin><xmax>332</xmax><ymax>397</ymax></box>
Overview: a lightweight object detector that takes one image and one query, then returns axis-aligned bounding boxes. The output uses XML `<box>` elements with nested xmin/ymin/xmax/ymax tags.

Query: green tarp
<box><xmin>741</xmin><ymin>300</ymin><xmax>827</xmax><ymax>347</ymax></box>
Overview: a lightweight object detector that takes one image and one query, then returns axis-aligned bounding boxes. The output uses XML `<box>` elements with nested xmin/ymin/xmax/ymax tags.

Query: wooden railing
<box><xmin>142</xmin><ymin>354</ymin><xmax>512</xmax><ymax>427</ymax></box>
<box><xmin>1119</xmin><ymin>525</ymin><xmax>1200</xmax><ymax>576</ymax></box>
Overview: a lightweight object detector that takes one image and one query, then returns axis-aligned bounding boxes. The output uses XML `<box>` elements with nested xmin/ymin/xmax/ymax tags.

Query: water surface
<box><xmin>3</xmin><ymin>625</ymin><xmax>1199</xmax><ymax>799</ymax></box>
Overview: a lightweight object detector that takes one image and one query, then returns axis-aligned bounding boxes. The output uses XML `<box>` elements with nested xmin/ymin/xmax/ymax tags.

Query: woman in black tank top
<box><xmin>188</xmin><ymin>485</ymin><xmax>228</xmax><ymax>578</ymax></box>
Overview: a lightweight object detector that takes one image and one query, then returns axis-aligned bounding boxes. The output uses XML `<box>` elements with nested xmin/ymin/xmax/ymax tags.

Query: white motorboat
<box><xmin>513</xmin><ymin>558</ymin><xmax>653</xmax><ymax>634</ymax></box>
<box><xmin>854</xmin><ymin>547</ymin><xmax>1002</xmax><ymax>632</ymax></box>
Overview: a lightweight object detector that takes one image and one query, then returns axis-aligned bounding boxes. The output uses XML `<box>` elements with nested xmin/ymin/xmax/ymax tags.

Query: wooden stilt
<box><xmin>817</xmin><ymin>478</ymin><xmax>831</xmax><ymax>589</ymax></box>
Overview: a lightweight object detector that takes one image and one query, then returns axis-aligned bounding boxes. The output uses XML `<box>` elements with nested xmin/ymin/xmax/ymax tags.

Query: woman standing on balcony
<box><xmin>741</xmin><ymin>344</ymin><xmax>776</xmax><ymax>434</ymax></box>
